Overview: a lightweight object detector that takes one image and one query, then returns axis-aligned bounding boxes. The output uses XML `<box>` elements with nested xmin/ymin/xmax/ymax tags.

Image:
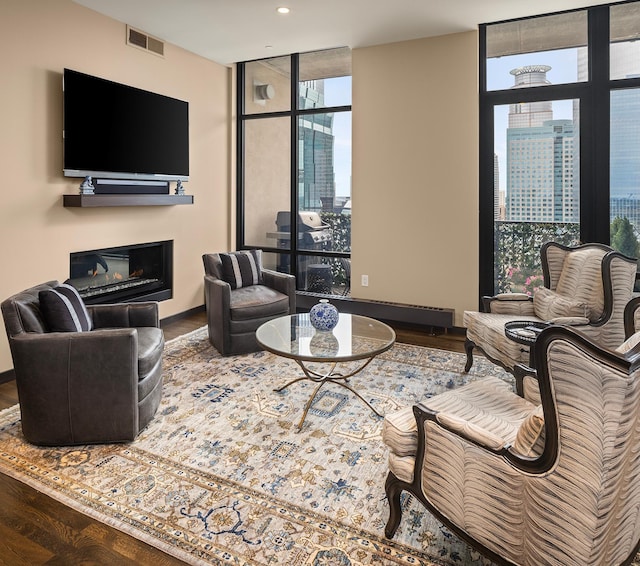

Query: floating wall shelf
<box><xmin>63</xmin><ymin>194</ymin><xmax>194</xmax><ymax>207</ymax></box>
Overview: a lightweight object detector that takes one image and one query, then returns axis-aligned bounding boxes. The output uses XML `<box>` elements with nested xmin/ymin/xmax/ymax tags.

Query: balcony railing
<box><xmin>494</xmin><ymin>221</ymin><xmax>580</xmax><ymax>294</ymax></box>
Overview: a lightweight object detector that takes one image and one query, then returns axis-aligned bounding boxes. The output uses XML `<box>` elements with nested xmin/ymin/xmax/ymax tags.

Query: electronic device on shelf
<box><xmin>62</xmin><ymin>68</ymin><xmax>189</xmax><ymax>191</ymax></box>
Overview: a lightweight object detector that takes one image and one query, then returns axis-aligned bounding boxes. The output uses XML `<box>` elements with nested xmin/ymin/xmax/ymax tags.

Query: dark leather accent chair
<box><xmin>1</xmin><ymin>281</ymin><xmax>164</xmax><ymax>446</ymax></box>
<box><xmin>203</xmin><ymin>253</ymin><xmax>296</xmax><ymax>355</ymax></box>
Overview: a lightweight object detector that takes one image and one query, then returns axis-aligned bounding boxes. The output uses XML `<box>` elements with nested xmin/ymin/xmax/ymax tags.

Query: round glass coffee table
<box><xmin>256</xmin><ymin>313</ymin><xmax>396</xmax><ymax>431</ymax></box>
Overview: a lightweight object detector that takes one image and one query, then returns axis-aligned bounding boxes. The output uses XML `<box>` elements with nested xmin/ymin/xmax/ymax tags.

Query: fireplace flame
<box><xmin>102</xmin><ymin>272</ymin><xmax>123</xmax><ymax>283</ymax></box>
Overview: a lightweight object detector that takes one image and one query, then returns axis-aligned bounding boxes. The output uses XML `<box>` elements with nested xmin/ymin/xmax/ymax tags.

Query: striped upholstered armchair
<box><xmin>383</xmin><ymin>324</ymin><xmax>640</xmax><ymax>565</ymax></box>
<box><xmin>463</xmin><ymin>242</ymin><xmax>637</xmax><ymax>379</ymax></box>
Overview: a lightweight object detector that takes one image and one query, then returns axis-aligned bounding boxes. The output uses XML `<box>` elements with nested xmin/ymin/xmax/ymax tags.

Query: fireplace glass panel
<box><xmin>68</xmin><ymin>240</ymin><xmax>172</xmax><ymax>304</ymax></box>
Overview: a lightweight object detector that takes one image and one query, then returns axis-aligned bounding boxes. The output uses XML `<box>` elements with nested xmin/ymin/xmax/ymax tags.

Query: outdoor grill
<box><xmin>271</xmin><ymin>211</ymin><xmax>334</xmax><ymax>291</ymax></box>
<box><xmin>296</xmin><ymin>211</ymin><xmax>333</xmax><ymax>248</ymax></box>
<box><xmin>273</xmin><ymin>211</ymin><xmax>333</xmax><ymax>252</ymax></box>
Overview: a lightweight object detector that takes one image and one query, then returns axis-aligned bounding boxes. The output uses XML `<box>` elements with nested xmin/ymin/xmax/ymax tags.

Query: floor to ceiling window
<box><xmin>479</xmin><ymin>2</ymin><xmax>640</xmax><ymax>298</ymax></box>
<box><xmin>610</xmin><ymin>2</ymin><xmax>640</xmax><ymax>261</ymax></box>
<box><xmin>237</xmin><ymin>47</ymin><xmax>352</xmax><ymax>297</ymax></box>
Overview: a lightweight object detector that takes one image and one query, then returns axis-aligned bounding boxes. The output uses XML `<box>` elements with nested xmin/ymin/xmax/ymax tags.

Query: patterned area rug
<box><xmin>0</xmin><ymin>328</ymin><xmax>535</xmax><ymax>564</ymax></box>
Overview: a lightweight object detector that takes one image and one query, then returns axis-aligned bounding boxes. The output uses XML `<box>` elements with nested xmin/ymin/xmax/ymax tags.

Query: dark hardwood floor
<box><xmin>0</xmin><ymin>309</ymin><xmax>465</xmax><ymax>565</ymax></box>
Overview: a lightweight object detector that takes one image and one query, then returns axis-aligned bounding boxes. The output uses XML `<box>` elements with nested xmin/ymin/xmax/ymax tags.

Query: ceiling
<box><xmin>73</xmin><ymin>0</ymin><xmax>624</xmax><ymax>66</ymax></box>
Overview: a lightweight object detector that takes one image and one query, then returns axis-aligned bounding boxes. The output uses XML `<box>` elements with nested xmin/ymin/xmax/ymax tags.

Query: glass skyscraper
<box><xmin>298</xmin><ymin>81</ymin><xmax>335</xmax><ymax>211</ymax></box>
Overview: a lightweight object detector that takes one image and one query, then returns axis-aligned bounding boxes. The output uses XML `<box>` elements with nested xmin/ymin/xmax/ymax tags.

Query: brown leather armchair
<box><xmin>1</xmin><ymin>281</ymin><xmax>164</xmax><ymax>446</ymax></box>
<box><xmin>203</xmin><ymin>252</ymin><xmax>296</xmax><ymax>356</ymax></box>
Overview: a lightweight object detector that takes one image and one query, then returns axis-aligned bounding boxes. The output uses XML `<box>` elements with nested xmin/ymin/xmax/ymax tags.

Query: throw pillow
<box><xmin>39</xmin><ymin>283</ymin><xmax>92</xmax><ymax>332</ymax></box>
<box><xmin>533</xmin><ymin>286</ymin><xmax>590</xmax><ymax>321</ymax></box>
<box><xmin>555</xmin><ymin>249</ymin><xmax>605</xmax><ymax>322</ymax></box>
<box><xmin>219</xmin><ymin>250</ymin><xmax>263</xmax><ymax>290</ymax></box>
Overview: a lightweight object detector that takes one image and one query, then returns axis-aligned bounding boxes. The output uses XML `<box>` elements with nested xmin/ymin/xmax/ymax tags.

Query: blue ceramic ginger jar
<box><xmin>309</xmin><ymin>299</ymin><xmax>339</xmax><ymax>331</ymax></box>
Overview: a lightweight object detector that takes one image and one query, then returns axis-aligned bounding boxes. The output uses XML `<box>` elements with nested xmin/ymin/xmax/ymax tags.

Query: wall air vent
<box><xmin>127</xmin><ymin>25</ymin><xmax>164</xmax><ymax>57</ymax></box>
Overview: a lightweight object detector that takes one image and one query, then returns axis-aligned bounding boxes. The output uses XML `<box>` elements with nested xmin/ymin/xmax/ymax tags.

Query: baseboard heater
<box><xmin>296</xmin><ymin>293</ymin><xmax>455</xmax><ymax>329</ymax></box>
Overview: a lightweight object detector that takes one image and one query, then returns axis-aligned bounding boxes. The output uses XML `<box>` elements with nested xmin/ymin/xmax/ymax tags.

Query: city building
<box><xmin>298</xmin><ymin>80</ymin><xmax>336</xmax><ymax>211</ymax></box>
<box><xmin>505</xmin><ymin>66</ymin><xmax>578</xmax><ymax>222</ymax></box>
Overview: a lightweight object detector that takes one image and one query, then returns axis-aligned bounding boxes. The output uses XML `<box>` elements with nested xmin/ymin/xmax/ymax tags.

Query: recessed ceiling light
<box><xmin>276</xmin><ymin>7</ymin><xmax>290</xmax><ymax>14</ymax></box>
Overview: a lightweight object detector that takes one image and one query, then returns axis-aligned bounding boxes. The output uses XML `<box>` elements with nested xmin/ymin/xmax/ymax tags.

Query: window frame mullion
<box><xmin>479</xmin><ymin>3</ymin><xmax>621</xmax><ymax>299</ymax></box>
<box><xmin>586</xmin><ymin>5</ymin><xmax>611</xmax><ymax>244</ymax></box>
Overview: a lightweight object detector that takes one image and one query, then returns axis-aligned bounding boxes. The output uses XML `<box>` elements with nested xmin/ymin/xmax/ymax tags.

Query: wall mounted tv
<box><xmin>63</xmin><ymin>68</ymin><xmax>189</xmax><ymax>182</ymax></box>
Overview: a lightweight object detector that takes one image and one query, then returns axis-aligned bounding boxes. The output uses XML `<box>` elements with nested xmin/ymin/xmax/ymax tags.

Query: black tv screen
<box><xmin>63</xmin><ymin>68</ymin><xmax>189</xmax><ymax>181</ymax></box>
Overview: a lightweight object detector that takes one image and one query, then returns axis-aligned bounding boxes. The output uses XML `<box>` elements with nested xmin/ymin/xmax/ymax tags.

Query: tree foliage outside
<box><xmin>318</xmin><ymin>212</ymin><xmax>351</xmax><ymax>288</ymax></box>
<box><xmin>320</xmin><ymin>212</ymin><xmax>351</xmax><ymax>255</ymax></box>
<box><xmin>610</xmin><ymin>216</ymin><xmax>640</xmax><ymax>259</ymax></box>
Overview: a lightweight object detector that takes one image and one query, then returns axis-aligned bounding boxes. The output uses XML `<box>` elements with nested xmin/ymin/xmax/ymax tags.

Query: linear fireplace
<box><xmin>67</xmin><ymin>240</ymin><xmax>173</xmax><ymax>304</ymax></box>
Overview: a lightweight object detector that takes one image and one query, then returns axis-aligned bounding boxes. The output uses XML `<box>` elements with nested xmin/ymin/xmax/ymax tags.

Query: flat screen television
<box><xmin>63</xmin><ymin>68</ymin><xmax>189</xmax><ymax>182</ymax></box>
